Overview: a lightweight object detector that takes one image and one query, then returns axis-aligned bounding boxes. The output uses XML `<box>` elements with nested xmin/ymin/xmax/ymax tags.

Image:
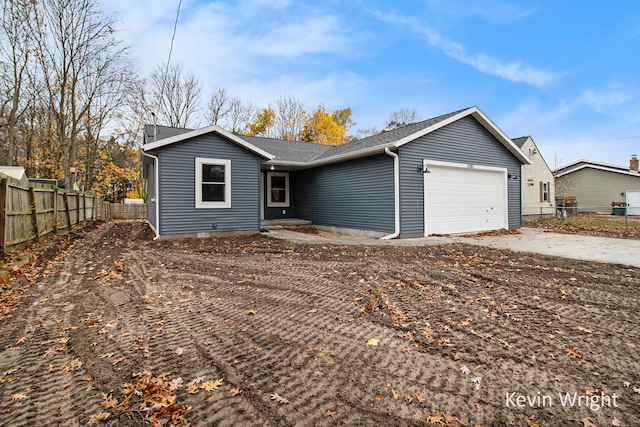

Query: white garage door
<box><xmin>424</xmin><ymin>160</ymin><xmax>508</xmax><ymax>235</ymax></box>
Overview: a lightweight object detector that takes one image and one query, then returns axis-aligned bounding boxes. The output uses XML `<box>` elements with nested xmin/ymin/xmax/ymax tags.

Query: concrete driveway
<box><xmin>265</xmin><ymin>227</ymin><xmax>640</xmax><ymax>268</ymax></box>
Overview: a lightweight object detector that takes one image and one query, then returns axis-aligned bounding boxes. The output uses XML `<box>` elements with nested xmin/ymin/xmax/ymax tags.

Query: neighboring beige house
<box><xmin>553</xmin><ymin>155</ymin><xmax>640</xmax><ymax>213</ymax></box>
<box><xmin>513</xmin><ymin>136</ymin><xmax>555</xmax><ymax>219</ymax></box>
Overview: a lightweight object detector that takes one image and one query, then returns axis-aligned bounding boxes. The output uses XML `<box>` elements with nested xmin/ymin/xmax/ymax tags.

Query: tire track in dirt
<box><xmin>0</xmin><ymin>222</ymin><xmax>118</xmax><ymax>426</ymax></box>
<box><xmin>1</xmin><ymin>222</ymin><xmax>638</xmax><ymax>426</ymax></box>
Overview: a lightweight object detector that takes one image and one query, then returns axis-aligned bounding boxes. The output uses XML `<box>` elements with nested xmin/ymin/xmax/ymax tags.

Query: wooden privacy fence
<box><xmin>0</xmin><ymin>177</ymin><xmax>104</xmax><ymax>252</ymax></box>
<box><xmin>103</xmin><ymin>203</ymin><xmax>147</xmax><ymax>220</ymax></box>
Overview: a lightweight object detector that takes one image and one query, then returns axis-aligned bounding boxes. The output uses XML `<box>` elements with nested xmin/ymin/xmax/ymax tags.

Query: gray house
<box><xmin>141</xmin><ymin>106</ymin><xmax>531</xmax><ymax>239</ymax></box>
<box><xmin>553</xmin><ymin>156</ymin><xmax>640</xmax><ymax>213</ymax></box>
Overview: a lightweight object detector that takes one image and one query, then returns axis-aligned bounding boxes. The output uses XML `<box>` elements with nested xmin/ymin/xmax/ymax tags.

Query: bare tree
<box><xmin>386</xmin><ymin>107</ymin><xmax>420</xmax><ymax>130</ymax></box>
<box><xmin>0</xmin><ymin>0</ymin><xmax>36</xmax><ymax>165</ymax></box>
<box><xmin>145</xmin><ymin>62</ymin><xmax>202</xmax><ymax>128</ymax></box>
<box><xmin>34</xmin><ymin>0</ymin><xmax>134</xmax><ymax>188</ymax></box>
<box><xmin>272</xmin><ymin>95</ymin><xmax>307</xmax><ymax>140</ymax></box>
<box><xmin>205</xmin><ymin>87</ymin><xmax>230</xmax><ymax>126</ymax></box>
<box><xmin>226</xmin><ymin>97</ymin><xmax>255</xmax><ymax>134</ymax></box>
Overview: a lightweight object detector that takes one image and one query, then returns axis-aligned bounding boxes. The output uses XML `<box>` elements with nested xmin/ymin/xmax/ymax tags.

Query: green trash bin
<box><xmin>612</xmin><ymin>204</ymin><xmax>627</xmax><ymax>216</ymax></box>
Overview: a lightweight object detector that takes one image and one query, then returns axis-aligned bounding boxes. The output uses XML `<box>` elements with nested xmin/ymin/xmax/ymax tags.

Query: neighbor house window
<box><xmin>195</xmin><ymin>158</ymin><xmax>231</xmax><ymax>209</ymax></box>
<box><xmin>540</xmin><ymin>181</ymin><xmax>549</xmax><ymax>202</ymax></box>
<box><xmin>267</xmin><ymin>172</ymin><xmax>289</xmax><ymax>207</ymax></box>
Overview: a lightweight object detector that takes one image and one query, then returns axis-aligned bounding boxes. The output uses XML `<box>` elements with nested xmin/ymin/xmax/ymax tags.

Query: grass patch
<box><xmin>524</xmin><ymin>213</ymin><xmax>640</xmax><ymax>230</ymax></box>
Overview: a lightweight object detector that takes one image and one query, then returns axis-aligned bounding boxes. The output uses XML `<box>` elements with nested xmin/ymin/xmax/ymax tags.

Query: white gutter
<box><xmin>141</xmin><ymin>151</ymin><xmax>161</xmax><ymax>240</ymax></box>
<box><xmin>381</xmin><ymin>147</ymin><xmax>400</xmax><ymax>239</ymax></box>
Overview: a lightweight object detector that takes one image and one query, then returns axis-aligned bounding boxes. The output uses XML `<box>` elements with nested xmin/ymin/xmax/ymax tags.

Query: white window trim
<box><xmin>266</xmin><ymin>171</ymin><xmax>290</xmax><ymax>208</ymax></box>
<box><xmin>541</xmin><ymin>181</ymin><xmax>550</xmax><ymax>202</ymax></box>
<box><xmin>195</xmin><ymin>158</ymin><xmax>231</xmax><ymax>209</ymax></box>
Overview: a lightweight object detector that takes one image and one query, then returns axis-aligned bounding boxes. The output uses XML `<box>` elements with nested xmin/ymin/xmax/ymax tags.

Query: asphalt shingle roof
<box><xmin>142</xmin><ymin>107</ymin><xmax>480</xmax><ymax>164</ymax></box>
<box><xmin>240</xmin><ymin>136</ymin><xmax>329</xmax><ymax>163</ymax></box>
<box><xmin>512</xmin><ymin>136</ymin><xmax>528</xmax><ymax>149</ymax></box>
<box><xmin>144</xmin><ymin>125</ymin><xmax>192</xmax><ymax>142</ymax></box>
<box><xmin>310</xmin><ymin>108</ymin><xmax>468</xmax><ymax>161</ymax></box>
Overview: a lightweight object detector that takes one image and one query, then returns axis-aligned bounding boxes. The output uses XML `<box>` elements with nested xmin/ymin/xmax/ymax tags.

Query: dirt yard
<box><xmin>0</xmin><ymin>220</ymin><xmax>638</xmax><ymax>427</ymax></box>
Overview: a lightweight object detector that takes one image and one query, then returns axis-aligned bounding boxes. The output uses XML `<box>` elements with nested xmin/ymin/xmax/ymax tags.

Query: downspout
<box><xmin>381</xmin><ymin>147</ymin><xmax>400</xmax><ymax>239</ymax></box>
<box><xmin>141</xmin><ymin>151</ymin><xmax>160</xmax><ymax>240</ymax></box>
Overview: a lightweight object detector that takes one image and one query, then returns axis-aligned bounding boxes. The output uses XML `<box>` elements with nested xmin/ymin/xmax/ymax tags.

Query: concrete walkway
<box><xmin>263</xmin><ymin>227</ymin><xmax>640</xmax><ymax>268</ymax></box>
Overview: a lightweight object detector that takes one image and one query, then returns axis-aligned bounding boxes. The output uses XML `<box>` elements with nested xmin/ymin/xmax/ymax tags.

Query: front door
<box><xmin>264</xmin><ymin>171</ymin><xmax>292</xmax><ymax>219</ymax></box>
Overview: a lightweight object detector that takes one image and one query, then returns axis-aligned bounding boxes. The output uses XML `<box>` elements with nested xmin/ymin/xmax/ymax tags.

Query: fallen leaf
<box><xmin>427</xmin><ymin>411</ymin><xmax>445</xmax><ymax>425</ymax></box>
<box><xmin>612</xmin><ymin>417</ymin><xmax>622</xmax><ymax>427</ymax></box>
<box><xmin>527</xmin><ymin>414</ymin><xmax>540</xmax><ymax>427</ymax></box>
<box><xmin>229</xmin><ymin>388</ymin><xmax>242</xmax><ymax>396</ymax></box>
<box><xmin>391</xmin><ymin>388</ymin><xmax>399</xmax><ymax>400</ymax></box>
<box><xmin>460</xmin><ymin>365</ymin><xmax>470</xmax><ymax>375</ymax></box>
<box><xmin>60</xmin><ymin>358</ymin><xmax>83</xmax><ymax>373</ymax></box>
<box><xmin>2</xmin><ymin>368</ymin><xmax>19</xmax><ymax>376</ymax></box>
<box><xmin>623</xmin><ymin>381</ymin><xmax>630</xmax><ymax>387</ymax></box>
<box><xmin>175</xmin><ymin>347</ymin><xmax>185</xmax><ymax>355</ymax></box>
<box><xmin>245</xmin><ymin>309</ymin><xmax>257</xmax><ymax>315</ymax></box>
<box><xmin>185</xmin><ymin>383</ymin><xmax>200</xmax><ymax>394</ymax></box>
<box><xmin>11</xmin><ymin>393</ymin><xmax>28</xmax><ymax>400</ymax></box>
<box><xmin>188</xmin><ymin>376</ymin><xmax>206</xmax><ymax>386</ymax></box>
<box><xmin>88</xmin><ymin>412</ymin><xmax>110</xmax><ymax>424</ymax></box>
<box><xmin>633</xmin><ymin>387</ymin><xmax>640</xmax><ymax>394</ymax></box>
<box><xmin>566</xmin><ymin>346</ymin><xmax>583</xmax><ymax>359</ymax></box>
<box><xmin>168</xmin><ymin>377</ymin><xmax>184</xmax><ymax>391</ymax></box>
<box><xmin>374</xmin><ymin>394</ymin><xmax>384</xmax><ymax>401</ymax></box>
<box><xmin>201</xmin><ymin>378</ymin><xmax>223</xmax><ymax>391</ymax></box>
<box><xmin>270</xmin><ymin>393</ymin><xmax>289</xmax><ymax>404</ymax></box>
<box><xmin>415</xmin><ymin>393</ymin><xmax>426</xmax><ymax>404</ymax></box>
<box><xmin>80</xmin><ymin>376</ymin><xmax>92</xmax><ymax>382</ymax></box>
<box><xmin>327</xmin><ymin>410</ymin><xmax>337</xmax><ymax>419</ymax></box>
<box><xmin>99</xmin><ymin>393</ymin><xmax>118</xmax><ymax>409</ymax></box>
<box><xmin>366</xmin><ymin>338</ymin><xmax>379</xmax><ymax>347</ymax></box>
<box><xmin>581</xmin><ymin>417</ymin><xmax>597</xmax><ymax>427</ymax></box>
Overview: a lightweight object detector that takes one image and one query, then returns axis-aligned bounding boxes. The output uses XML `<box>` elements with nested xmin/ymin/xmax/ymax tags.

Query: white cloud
<box><xmin>373</xmin><ymin>11</ymin><xmax>557</xmax><ymax>88</ymax></box>
<box><xmin>577</xmin><ymin>86</ymin><xmax>633</xmax><ymax>115</ymax></box>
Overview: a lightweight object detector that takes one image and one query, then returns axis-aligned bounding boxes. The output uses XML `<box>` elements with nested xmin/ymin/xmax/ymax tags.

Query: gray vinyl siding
<box><xmin>156</xmin><ymin>134</ymin><xmax>262</xmax><ymax>235</ymax></box>
<box><xmin>146</xmin><ymin>162</ymin><xmax>156</xmax><ymax>230</ymax></box>
<box><xmin>293</xmin><ymin>154</ymin><xmax>395</xmax><ymax>233</ymax></box>
<box><xmin>398</xmin><ymin>116</ymin><xmax>522</xmax><ymax>234</ymax></box>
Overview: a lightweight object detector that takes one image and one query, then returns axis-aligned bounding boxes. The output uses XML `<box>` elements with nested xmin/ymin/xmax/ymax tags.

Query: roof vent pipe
<box><xmin>152</xmin><ymin>112</ymin><xmax>157</xmax><ymax>142</ymax></box>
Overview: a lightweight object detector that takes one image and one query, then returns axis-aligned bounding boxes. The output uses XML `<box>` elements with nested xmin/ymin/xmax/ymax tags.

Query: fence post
<box><xmin>0</xmin><ymin>179</ymin><xmax>6</xmax><ymax>253</ymax></box>
<box><xmin>29</xmin><ymin>186</ymin><xmax>40</xmax><ymax>240</ymax></box>
<box><xmin>63</xmin><ymin>191</ymin><xmax>71</xmax><ymax>230</ymax></box>
<box><xmin>54</xmin><ymin>187</ymin><xmax>59</xmax><ymax>232</ymax></box>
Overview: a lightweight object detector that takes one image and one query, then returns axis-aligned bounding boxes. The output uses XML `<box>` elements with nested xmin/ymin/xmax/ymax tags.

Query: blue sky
<box><xmin>105</xmin><ymin>0</ymin><xmax>640</xmax><ymax>169</ymax></box>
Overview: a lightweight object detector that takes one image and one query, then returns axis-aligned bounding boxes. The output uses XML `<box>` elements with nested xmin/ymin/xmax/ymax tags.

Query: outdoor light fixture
<box><xmin>508</xmin><ymin>173</ymin><xmax>518</xmax><ymax>180</ymax></box>
<box><xmin>270</xmin><ymin>165</ymin><xmax>275</xmax><ymax>170</ymax></box>
<box><xmin>417</xmin><ymin>165</ymin><xmax>430</xmax><ymax>174</ymax></box>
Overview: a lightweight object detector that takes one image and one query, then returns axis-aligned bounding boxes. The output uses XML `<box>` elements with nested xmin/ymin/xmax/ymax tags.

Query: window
<box><xmin>540</xmin><ymin>181</ymin><xmax>549</xmax><ymax>202</ymax></box>
<box><xmin>195</xmin><ymin>158</ymin><xmax>231</xmax><ymax>209</ymax></box>
<box><xmin>266</xmin><ymin>172</ymin><xmax>289</xmax><ymax>207</ymax></box>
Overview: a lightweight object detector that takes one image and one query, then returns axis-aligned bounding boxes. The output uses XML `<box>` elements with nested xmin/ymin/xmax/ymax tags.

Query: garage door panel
<box><xmin>424</xmin><ymin>162</ymin><xmax>507</xmax><ymax>235</ymax></box>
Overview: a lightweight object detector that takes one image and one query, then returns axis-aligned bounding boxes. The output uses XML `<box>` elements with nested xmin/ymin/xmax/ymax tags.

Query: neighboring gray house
<box><xmin>141</xmin><ymin>106</ymin><xmax>531</xmax><ymax>239</ymax></box>
<box><xmin>553</xmin><ymin>156</ymin><xmax>640</xmax><ymax>213</ymax></box>
<box><xmin>512</xmin><ymin>136</ymin><xmax>555</xmax><ymax>219</ymax></box>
